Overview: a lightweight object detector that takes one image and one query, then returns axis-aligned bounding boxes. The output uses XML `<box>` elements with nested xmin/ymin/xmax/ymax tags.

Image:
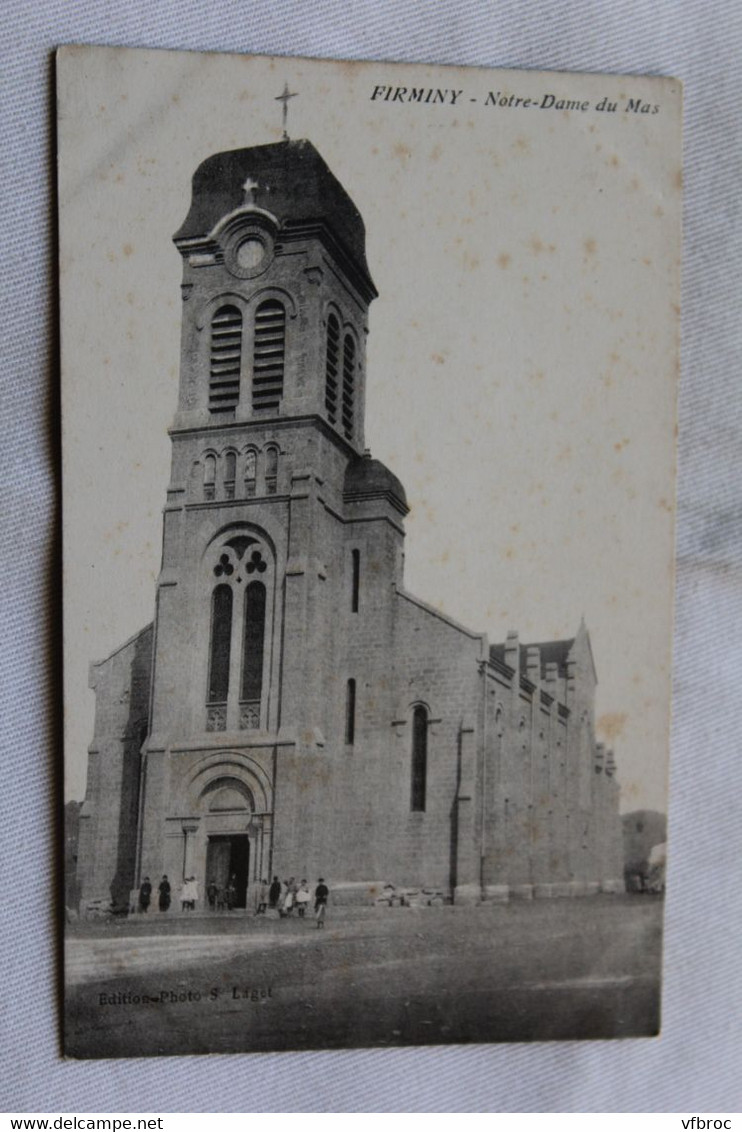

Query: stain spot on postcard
<box><xmin>597</xmin><ymin>713</ymin><xmax>628</xmax><ymax>742</ymax></box>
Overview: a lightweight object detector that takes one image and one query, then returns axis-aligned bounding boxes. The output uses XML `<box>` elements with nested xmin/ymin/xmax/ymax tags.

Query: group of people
<box><xmin>260</xmin><ymin>876</ymin><xmax>329</xmax><ymax>927</ymax></box>
<box><xmin>137</xmin><ymin>875</ymin><xmax>173</xmax><ymax>913</ymax></box>
<box><xmin>138</xmin><ymin>872</ymin><xmax>329</xmax><ymax>925</ymax></box>
<box><xmin>206</xmin><ymin>875</ymin><xmax>240</xmax><ymax>912</ymax></box>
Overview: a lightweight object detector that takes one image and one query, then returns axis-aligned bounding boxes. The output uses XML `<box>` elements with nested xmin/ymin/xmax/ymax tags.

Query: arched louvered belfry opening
<box><xmin>411</xmin><ymin>704</ymin><xmax>428</xmax><ymax>812</ymax></box>
<box><xmin>341</xmin><ymin>332</ymin><xmax>356</xmax><ymax>440</ymax></box>
<box><xmin>325</xmin><ymin>312</ymin><xmax>340</xmax><ymax>425</ymax></box>
<box><xmin>209</xmin><ymin>305</ymin><xmax>242</xmax><ymax>413</ymax></box>
<box><xmin>252</xmin><ymin>299</ymin><xmax>285</xmax><ymax>411</ymax></box>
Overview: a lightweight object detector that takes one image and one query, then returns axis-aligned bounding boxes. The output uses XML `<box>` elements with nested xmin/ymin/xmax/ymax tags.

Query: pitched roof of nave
<box><xmin>90</xmin><ymin>621</ymin><xmax>153</xmax><ymax>669</ymax></box>
<box><xmin>521</xmin><ymin>639</ymin><xmax>575</xmax><ymax>676</ymax></box>
<box><xmin>174</xmin><ymin>138</ymin><xmax>375</xmax><ymax>289</ymax></box>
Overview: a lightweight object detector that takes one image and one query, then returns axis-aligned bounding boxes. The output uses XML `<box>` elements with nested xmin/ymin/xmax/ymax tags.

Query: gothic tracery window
<box><xmin>205</xmin><ymin>535</ymin><xmax>272</xmax><ymax>733</ymax></box>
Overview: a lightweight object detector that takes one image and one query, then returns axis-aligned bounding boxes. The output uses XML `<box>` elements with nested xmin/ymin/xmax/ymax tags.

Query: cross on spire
<box><xmin>275</xmin><ymin>82</ymin><xmax>298</xmax><ymax>140</ymax></box>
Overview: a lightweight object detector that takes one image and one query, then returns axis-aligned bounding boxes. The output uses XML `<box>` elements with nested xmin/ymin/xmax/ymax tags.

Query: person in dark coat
<box><xmin>314</xmin><ymin>878</ymin><xmax>329</xmax><ymax>928</ymax></box>
<box><xmin>139</xmin><ymin>877</ymin><xmax>152</xmax><ymax>913</ymax></box>
<box><xmin>158</xmin><ymin>875</ymin><xmax>171</xmax><ymax>912</ymax></box>
<box><xmin>269</xmin><ymin>875</ymin><xmax>281</xmax><ymax>909</ymax></box>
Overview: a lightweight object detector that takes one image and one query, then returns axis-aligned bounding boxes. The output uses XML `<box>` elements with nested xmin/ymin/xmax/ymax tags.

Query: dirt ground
<box><xmin>65</xmin><ymin>895</ymin><xmax>663</xmax><ymax>1057</ymax></box>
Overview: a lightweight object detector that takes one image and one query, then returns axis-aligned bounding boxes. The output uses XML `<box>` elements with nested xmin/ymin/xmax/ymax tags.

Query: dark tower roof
<box><xmin>174</xmin><ymin>139</ymin><xmax>376</xmax><ymax>295</ymax></box>
<box><xmin>344</xmin><ymin>453</ymin><xmax>408</xmax><ymax>515</ymax></box>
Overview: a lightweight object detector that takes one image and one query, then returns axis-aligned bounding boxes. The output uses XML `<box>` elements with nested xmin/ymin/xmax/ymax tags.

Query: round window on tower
<box><xmin>236</xmin><ymin>237</ymin><xmax>266</xmax><ymax>271</ymax></box>
<box><xmin>224</xmin><ymin>223</ymin><xmax>275</xmax><ymax>279</ymax></box>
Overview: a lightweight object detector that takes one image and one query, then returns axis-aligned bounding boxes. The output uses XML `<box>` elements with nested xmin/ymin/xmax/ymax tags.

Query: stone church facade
<box><xmin>77</xmin><ymin>139</ymin><xmax>624</xmax><ymax>910</ymax></box>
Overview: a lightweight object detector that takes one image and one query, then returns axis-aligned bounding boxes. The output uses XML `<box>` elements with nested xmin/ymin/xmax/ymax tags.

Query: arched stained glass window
<box><xmin>341</xmin><ymin>333</ymin><xmax>355</xmax><ymax>440</ymax></box>
<box><xmin>252</xmin><ymin>299</ymin><xmax>285</xmax><ymax>411</ymax></box>
<box><xmin>208</xmin><ymin>584</ymin><xmax>233</xmax><ymax>709</ymax></box>
<box><xmin>209</xmin><ymin>305</ymin><xmax>242</xmax><ymax>413</ymax></box>
<box><xmin>240</xmin><ymin>581</ymin><xmax>266</xmax><ymax>730</ymax></box>
<box><xmin>411</xmin><ymin>705</ymin><xmax>428</xmax><ymax>812</ymax></box>
<box><xmin>325</xmin><ymin>313</ymin><xmax>340</xmax><ymax>425</ymax></box>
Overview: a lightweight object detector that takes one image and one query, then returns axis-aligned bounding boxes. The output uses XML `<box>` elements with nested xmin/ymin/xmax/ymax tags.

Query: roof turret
<box><xmin>344</xmin><ymin>452</ymin><xmax>408</xmax><ymax>515</ymax></box>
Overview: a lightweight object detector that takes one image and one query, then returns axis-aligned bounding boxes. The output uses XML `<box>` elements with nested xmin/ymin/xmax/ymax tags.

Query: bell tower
<box><xmin>135</xmin><ymin>138</ymin><xmax>403</xmax><ymax>893</ymax></box>
<box><xmin>170</xmin><ymin>139</ymin><xmax>378</xmax><ymax>453</ymax></box>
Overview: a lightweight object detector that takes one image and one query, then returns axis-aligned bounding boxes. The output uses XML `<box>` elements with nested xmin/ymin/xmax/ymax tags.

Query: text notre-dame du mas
<box><xmin>369</xmin><ymin>86</ymin><xmax>660</xmax><ymax>115</ymax></box>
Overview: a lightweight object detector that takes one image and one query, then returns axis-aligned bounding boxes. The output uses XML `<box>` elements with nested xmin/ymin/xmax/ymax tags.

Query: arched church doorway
<box><xmin>185</xmin><ymin>758</ymin><xmax>274</xmax><ymax>913</ymax></box>
<box><xmin>205</xmin><ymin>834</ymin><xmax>250</xmax><ymax>909</ymax></box>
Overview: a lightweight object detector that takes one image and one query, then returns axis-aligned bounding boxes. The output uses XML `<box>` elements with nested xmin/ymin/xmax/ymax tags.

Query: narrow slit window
<box><xmin>411</xmin><ymin>705</ymin><xmax>428</xmax><ymax>812</ymax></box>
<box><xmin>351</xmin><ymin>549</ymin><xmax>360</xmax><ymax>613</ymax></box>
<box><xmin>208</xmin><ymin>584</ymin><xmax>233</xmax><ymax>704</ymax></box>
<box><xmin>345</xmin><ymin>678</ymin><xmax>356</xmax><ymax>745</ymax></box>
<box><xmin>252</xmin><ymin>299</ymin><xmax>285</xmax><ymax>412</ymax></box>
<box><xmin>209</xmin><ymin>305</ymin><xmax>242</xmax><ymax>413</ymax></box>
<box><xmin>325</xmin><ymin>313</ymin><xmax>340</xmax><ymax>424</ymax></box>
<box><xmin>341</xmin><ymin>333</ymin><xmax>355</xmax><ymax>440</ymax></box>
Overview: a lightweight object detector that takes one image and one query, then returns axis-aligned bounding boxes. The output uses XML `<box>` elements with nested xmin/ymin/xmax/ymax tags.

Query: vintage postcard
<box><xmin>60</xmin><ymin>46</ymin><xmax>681</xmax><ymax>1056</ymax></box>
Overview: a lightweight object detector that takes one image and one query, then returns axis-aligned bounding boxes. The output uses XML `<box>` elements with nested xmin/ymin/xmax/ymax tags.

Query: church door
<box><xmin>206</xmin><ymin>835</ymin><xmax>250</xmax><ymax>909</ymax></box>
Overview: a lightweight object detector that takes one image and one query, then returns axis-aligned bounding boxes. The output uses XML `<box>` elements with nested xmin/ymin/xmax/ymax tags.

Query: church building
<box><xmin>77</xmin><ymin>138</ymin><xmax>624</xmax><ymax>910</ymax></box>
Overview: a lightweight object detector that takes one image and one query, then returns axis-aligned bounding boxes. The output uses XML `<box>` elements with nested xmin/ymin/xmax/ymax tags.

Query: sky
<box><xmin>59</xmin><ymin>47</ymin><xmax>681</xmax><ymax>811</ymax></box>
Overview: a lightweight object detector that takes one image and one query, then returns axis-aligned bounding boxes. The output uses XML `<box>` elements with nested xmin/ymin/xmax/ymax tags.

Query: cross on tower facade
<box><xmin>241</xmin><ymin>176</ymin><xmax>259</xmax><ymax>205</ymax></box>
